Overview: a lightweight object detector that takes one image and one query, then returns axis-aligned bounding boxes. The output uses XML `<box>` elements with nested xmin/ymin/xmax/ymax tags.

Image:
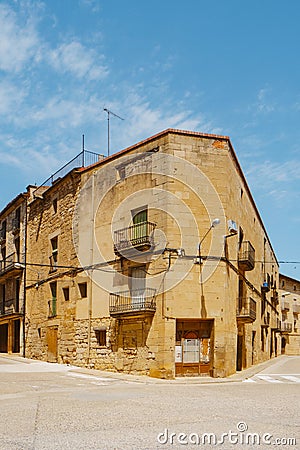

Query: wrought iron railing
<box><xmin>109</xmin><ymin>288</ymin><xmax>156</xmax><ymax>315</ymax></box>
<box><xmin>281</xmin><ymin>301</ymin><xmax>290</xmax><ymax>311</ymax></box>
<box><xmin>114</xmin><ymin>221</ymin><xmax>156</xmax><ymax>254</ymax></box>
<box><xmin>0</xmin><ymin>253</ymin><xmax>24</xmax><ymax>276</ymax></box>
<box><xmin>293</xmin><ymin>304</ymin><xmax>300</xmax><ymax>314</ymax></box>
<box><xmin>236</xmin><ymin>297</ymin><xmax>256</xmax><ymax>321</ymax></box>
<box><xmin>0</xmin><ymin>298</ymin><xmax>20</xmax><ymax>316</ymax></box>
<box><xmin>33</xmin><ymin>150</ymin><xmax>102</xmax><ymax>198</ymax></box>
<box><xmin>280</xmin><ymin>322</ymin><xmax>292</xmax><ymax>333</ymax></box>
<box><xmin>238</xmin><ymin>241</ymin><xmax>255</xmax><ymax>271</ymax></box>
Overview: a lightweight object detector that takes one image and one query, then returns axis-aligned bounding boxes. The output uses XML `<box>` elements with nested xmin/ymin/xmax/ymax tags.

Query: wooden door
<box><xmin>47</xmin><ymin>327</ymin><xmax>58</xmax><ymax>363</ymax></box>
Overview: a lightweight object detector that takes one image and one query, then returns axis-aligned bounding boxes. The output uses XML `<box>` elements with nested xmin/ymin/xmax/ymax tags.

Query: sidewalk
<box><xmin>70</xmin><ymin>354</ymin><xmax>289</xmax><ymax>384</ymax></box>
<box><xmin>0</xmin><ymin>352</ymin><xmax>289</xmax><ymax>384</ymax></box>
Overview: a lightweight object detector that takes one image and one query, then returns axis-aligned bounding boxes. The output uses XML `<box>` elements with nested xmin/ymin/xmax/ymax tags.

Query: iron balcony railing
<box><xmin>0</xmin><ymin>298</ymin><xmax>20</xmax><ymax>316</ymax></box>
<box><xmin>280</xmin><ymin>322</ymin><xmax>292</xmax><ymax>333</ymax></box>
<box><xmin>0</xmin><ymin>253</ymin><xmax>24</xmax><ymax>276</ymax></box>
<box><xmin>109</xmin><ymin>288</ymin><xmax>156</xmax><ymax>316</ymax></box>
<box><xmin>238</xmin><ymin>241</ymin><xmax>255</xmax><ymax>271</ymax></box>
<box><xmin>281</xmin><ymin>301</ymin><xmax>290</xmax><ymax>311</ymax></box>
<box><xmin>293</xmin><ymin>304</ymin><xmax>300</xmax><ymax>314</ymax></box>
<box><xmin>236</xmin><ymin>297</ymin><xmax>257</xmax><ymax>322</ymax></box>
<box><xmin>113</xmin><ymin>221</ymin><xmax>156</xmax><ymax>255</ymax></box>
<box><xmin>33</xmin><ymin>149</ymin><xmax>102</xmax><ymax>198</ymax></box>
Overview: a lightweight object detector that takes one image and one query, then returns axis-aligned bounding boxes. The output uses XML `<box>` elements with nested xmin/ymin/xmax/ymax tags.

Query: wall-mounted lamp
<box><xmin>195</xmin><ymin>218</ymin><xmax>220</xmax><ymax>264</ymax></box>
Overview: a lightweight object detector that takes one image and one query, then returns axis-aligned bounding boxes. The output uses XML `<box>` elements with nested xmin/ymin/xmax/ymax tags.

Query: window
<box><xmin>13</xmin><ymin>207</ymin><xmax>21</xmax><ymax>231</ymax></box>
<box><xmin>49</xmin><ymin>282</ymin><xmax>57</xmax><ymax>317</ymax></box>
<box><xmin>294</xmin><ymin>285</ymin><xmax>297</xmax><ymax>291</ymax></box>
<box><xmin>62</xmin><ymin>287</ymin><xmax>70</xmax><ymax>301</ymax></box>
<box><xmin>0</xmin><ymin>221</ymin><xmax>6</xmax><ymax>242</ymax></box>
<box><xmin>50</xmin><ymin>236</ymin><xmax>58</xmax><ymax>272</ymax></box>
<box><xmin>15</xmin><ymin>279</ymin><xmax>20</xmax><ymax>312</ymax></box>
<box><xmin>78</xmin><ymin>282</ymin><xmax>87</xmax><ymax>298</ymax></box>
<box><xmin>117</xmin><ymin>166</ymin><xmax>126</xmax><ymax>181</ymax></box>
<box><xmin>95</xmin><ymin>328</ymin><xmax>107</xmax><ymax>346</ymax></box>
<box><xmin>0</xmin><ymin>284</ymin><xmax>5</xmax><ymax>315</ymax></box>
<box><xmin>15</xmin><ymin>237</ymin><xmax>20</xmax><ymax>261</ymax></box>
<box><xmin>238</xmin><ymin>227</ymin><xmax>244</xmax><ymax>249</ymax></box>
<box><xmin>52</xmin><ymin>198</ymin><xmax>58</xmax><ymax>214</ymax></box>
<box><xmin>1</xmin><ymin>245</ymin><xmax>6</xmax><ymax>263</ymax></box>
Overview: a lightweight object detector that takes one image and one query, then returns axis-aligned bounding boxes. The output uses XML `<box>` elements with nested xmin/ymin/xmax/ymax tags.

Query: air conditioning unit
<box><xmin>227</xmin><ymin>219</ymin><xmax>238</xmax><ymax>235</ymax></box>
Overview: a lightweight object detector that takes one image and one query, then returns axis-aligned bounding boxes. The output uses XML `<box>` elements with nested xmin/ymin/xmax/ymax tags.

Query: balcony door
<box><xmin>131</xmin><ymin>208</ymin><xmax>147</xmax><ymax>245</ymax></box>
<box><xmin>130</xmin><ymin>266</ymin><xmax>146</xmax><ymax>308</ymax></box>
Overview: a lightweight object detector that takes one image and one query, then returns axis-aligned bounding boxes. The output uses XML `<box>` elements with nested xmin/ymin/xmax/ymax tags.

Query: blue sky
<box><xmin>0</xmin><ymin>0</ymin><xmax>299</xmax><ymax>279</ymax></box>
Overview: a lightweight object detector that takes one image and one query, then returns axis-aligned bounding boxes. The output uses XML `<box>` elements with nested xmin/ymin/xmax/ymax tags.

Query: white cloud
<box><xmin>246</xmin><ymin>160</ymin><xmax>300</xmax><ymax>184</ymax></box>
<box><xmin>26</xmin><ymin>94</ymin><xmax>102</xmax><ymax>129</ymax></box>
<box><xmin>256</xmin><ymin>87</ymin><xmax>275</xmax><ymax>114</ymax></box>
<box><xmin>0</xmin><ymin>3</ymin><xmax>40</xmax><ymax>73</ymax></box>
<box><xmin>0</xmin><ymin>80</ymin><xmax>27</xmax><ymax>116</ymax></box>
<box><xmin>48</xmin><ymin>41</ymin><xmax>108</xmax><ymax>80</ymax></box>
<box><xmin>103</xmin><ymin>92</ymin><xmax>221</xmax><ymax>152</ymax></box>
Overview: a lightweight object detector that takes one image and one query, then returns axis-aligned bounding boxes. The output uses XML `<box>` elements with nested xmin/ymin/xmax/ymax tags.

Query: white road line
<box><xmin>67</xmin><ymin>372</ymin><xmax>113</xmax><ymax>382</ymax></box>
<box><xmin>243</xmin><ymin>378</ymin><xmax>256</xmax><ymax>383</ymax></box>
<box><xmin>280</xmin><ymin>375</ymin><xmax>300</xmax><ymax>383</ymax></box>
<box><xmin>256</xmin><ymin>375</ymin><xmax>283</xmax><ymax>383</ymax></box>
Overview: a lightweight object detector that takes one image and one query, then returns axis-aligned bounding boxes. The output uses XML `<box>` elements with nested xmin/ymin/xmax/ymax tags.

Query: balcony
<box><xmin>275</xmin><ymin>318</ymin><xmax>281</xmax><ymax>331</ymax></box>
<box><xmin>238</xmin><ymin>241</ymin><xmax>255</xmax><ymax>271</ymax></box>
<box><xmin>280</xmin><ymin>322</ymin><xmax>292</xmax><ymax>333</ymax></box>
<box><xmin>0</xmin><ymin>298</ymin><xmax>22</xmax><ymax>318</ymax></box>
<box><xmin>293</xmin><ymin>304</ymin><xmax>300</xmax><ymax>314</ymax></box>
<box><xmin>236</xmin><ymin>297</ymin><xmax>256</xmax><ymax>322</ymax></box>
<box><xmin>113</xmin><ymin>221</ymin><xmax>156</xmax><ymax>256</ymax></box>
<box><xmin>281</xmin><ymin>301</ymin><xmax>290</xmax><ymax>311</ymax></box>
<box><xmin>109</xmin><ymin>288</ymin><xmax>156</xmax><ymax>317</ymax></box>
<box><xmin>0</xmin><ymin>253</ymin><xmax>24</xmax><ymax>279</ymax></box>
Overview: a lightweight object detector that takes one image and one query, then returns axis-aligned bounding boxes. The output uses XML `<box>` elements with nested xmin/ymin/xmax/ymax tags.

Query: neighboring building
<box><xmin>279</xmin><ymin>274</ymin><xmax>300</xmax><ymax>355</ymax></box>
<box><xmin>4</xmin><ymin>129</ymin><xmax>282</xmax><ymax>378</ymax></box>
<box><xmin>0</xmin><ymin>193</ymin><xmax>27</xmax><ymax>354</ymax></box>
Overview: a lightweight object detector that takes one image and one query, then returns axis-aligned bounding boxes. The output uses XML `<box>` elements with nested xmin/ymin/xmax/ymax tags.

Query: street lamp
<box><xmin>197</xmin><ymin>218</ymin><xmax>220</xmax><ymax>318</ymax></box>
<box><xmin>197</xmin><ymin>218</ymin><xmax>220</xmax><ymax>264</ymax></box>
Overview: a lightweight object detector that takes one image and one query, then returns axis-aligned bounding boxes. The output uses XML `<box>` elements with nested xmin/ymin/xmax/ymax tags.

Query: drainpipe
<box><xmin>22</xmin><ymin>195</ymin><xmax>28</xmax><ymax>358</ymax></box>
<box><xmin>87</xmin><ymin>172</ymin><xmax>95</xmax><ymax>365</ymax></box>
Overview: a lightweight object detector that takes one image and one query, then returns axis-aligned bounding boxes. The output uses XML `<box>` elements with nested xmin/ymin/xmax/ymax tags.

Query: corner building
<box><xmin>0</xmin><ymin>193</ymin><xmax>28</xmax><ymax>354</ymax></box>
<box><xmin>25</xmin><ymin>129</ymin><xmax>280</xmax><ymax>378</ymax></box>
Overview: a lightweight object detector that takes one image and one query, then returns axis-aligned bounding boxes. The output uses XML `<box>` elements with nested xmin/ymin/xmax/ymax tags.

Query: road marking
<box><xmin>67</xmin><ymin>372</ymin><xmax>114</xmax><ymax>382</ymax></box>
<box><xmin>280</xmin><ymin>375</ymin><xmax>300</xmax><ymax>383</ymax></box>
<box><xmin>256</xmin><ymin>375</ymin><xmax>283</xmax><ymax>383</ymax></box>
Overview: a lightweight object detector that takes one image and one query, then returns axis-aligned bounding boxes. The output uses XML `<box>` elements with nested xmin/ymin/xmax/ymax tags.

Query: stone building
<box><xmin>0</xmin><ymin>192</ymin><xmax>28</xmax><ymax>354</ymax></box>
<box><xmin>279</xmin><ymin>273</ymin><xmax>300</xmax><ymax>355</ymax></box>
<box><xmin>21</xmin><ymin>129</ymin><xmax>281</xmax><ymax>378</ymax></box>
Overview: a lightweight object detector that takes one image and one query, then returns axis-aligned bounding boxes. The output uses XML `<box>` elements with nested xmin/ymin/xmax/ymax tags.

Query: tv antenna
<box><xmin>103</xmin><ymin>108</ymin><xmax>124</xmax><ymax>156</ymax></box>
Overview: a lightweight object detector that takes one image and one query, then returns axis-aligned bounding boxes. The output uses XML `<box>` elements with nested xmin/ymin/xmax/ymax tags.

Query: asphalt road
<box><xmin>0</xmin><ymin>354</ymin><xmax>299</xmax><ymax>450</ymax></box>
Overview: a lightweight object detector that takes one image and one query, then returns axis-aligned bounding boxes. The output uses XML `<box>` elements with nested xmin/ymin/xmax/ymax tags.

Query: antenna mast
<box><xmin>103</xmin><ymin>108</ymin><xmax>124</xmax><ymax>156</ymax></box>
